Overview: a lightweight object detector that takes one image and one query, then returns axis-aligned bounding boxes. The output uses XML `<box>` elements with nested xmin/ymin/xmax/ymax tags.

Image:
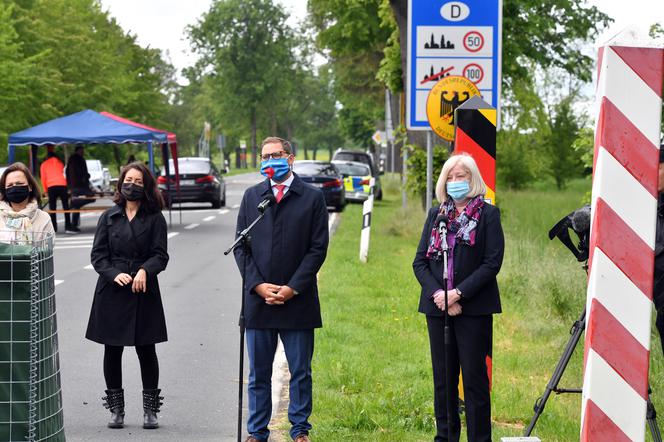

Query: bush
<box><xmin>406</xmin><ymin>144</ymin><xmax>449</xmax><ymax>208</ymax></box>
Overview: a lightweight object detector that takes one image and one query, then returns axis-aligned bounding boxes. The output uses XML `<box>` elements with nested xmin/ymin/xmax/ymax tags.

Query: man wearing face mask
<box><xmin>234</xmin><ymin>137</ymin><xmax>329</xmax><ymax>442</ymax></box>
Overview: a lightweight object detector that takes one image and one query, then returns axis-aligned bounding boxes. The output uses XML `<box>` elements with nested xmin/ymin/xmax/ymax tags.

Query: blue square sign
<box><xmin>407</xmin><ymin>0</ymin><xmax>502</xmax><ymax>130</ymax></box>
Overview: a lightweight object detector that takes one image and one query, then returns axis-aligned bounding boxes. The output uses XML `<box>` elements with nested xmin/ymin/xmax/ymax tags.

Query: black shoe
<box><xmin>102</xmin><ymin>388</ymin><xmax>125</xmax><ymax>429</ymax></box>
<box><xmin>65</xmin><ymin>225</ymin><xmax>80</xmax><ymax>233</ymax></box>
<box><xmin>143</xmin><ymin>388</ymin><xmax>163</xmax><ymax>429</ymax></box>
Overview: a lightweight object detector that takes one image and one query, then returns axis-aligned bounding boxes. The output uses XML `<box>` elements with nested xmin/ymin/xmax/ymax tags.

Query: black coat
<box><xmin>413</xmin><ymin>203</ymin><xmax>504</xmax><ymax>316</ymax></box>
<box><xmin>66</xmin><ymin>153</ymin><xmax>90</xmax><ymax>189</ymax></box>
<box><xmin>86</xmin><ymin>205</ymin><xmax>169</xmax><ymax>346</ymax></box>
<box><xmin>234</xmin><ymin>173</ymin><xmax>329</xmax><ymax>329</ymax></box>
<box><xmin>654</xmin><ymin>196</ymin><xmax>664</xmax><ymax>311</ymax></box>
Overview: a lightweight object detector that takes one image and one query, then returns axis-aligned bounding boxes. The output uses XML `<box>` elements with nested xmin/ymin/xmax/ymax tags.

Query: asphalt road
<box><xmin>54</xmin><ymin>172</ymin><xmax>264</xmax><ymax>441</ymax></box>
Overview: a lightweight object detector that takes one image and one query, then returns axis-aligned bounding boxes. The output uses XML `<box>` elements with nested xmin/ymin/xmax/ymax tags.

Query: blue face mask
<box><xmin>447</xmin><ymin>181</ymin><xmax>470</xmax><ymax>201</ymax></box>
<box><xmin>260</xmin><ymin>157</ymin><xmax>291</xmax><ymax>181</ymax></box>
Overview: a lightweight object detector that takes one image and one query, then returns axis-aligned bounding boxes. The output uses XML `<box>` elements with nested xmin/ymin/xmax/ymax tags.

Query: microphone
<box><xmin>257</xmin><ymin>194</ymin><xmax>277</xmax><ymax>213</ymax></box>
<box><xmin>434</xmin><ymin>214</ymin><xmax>448</xmax><ymax>251</ymax></box>
<box><xmin>571</xmin><ymin>205</ymin><xmax>591</xmax><ymax>234</ymax></box>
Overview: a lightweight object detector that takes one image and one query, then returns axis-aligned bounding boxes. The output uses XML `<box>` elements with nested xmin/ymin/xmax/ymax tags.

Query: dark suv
<box><xmin>331</xmin><ymin>149</ymin><xmax>383</xmax><ymax>200</ymax></box>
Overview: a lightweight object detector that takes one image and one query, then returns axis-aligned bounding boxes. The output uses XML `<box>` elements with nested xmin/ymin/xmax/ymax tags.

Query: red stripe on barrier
<box><xmin>581</xmin><ymin>400</ymin><xmax>631</xmax><ymax>442</ymax></box>
<box><xmin>595</xmin><ymin>97</ymin><xmax>659</xmax><ymax>197</ymax></box>
<box><xmin>588</xmin><ymin>199</ymin><xmax>654</xmax><ymax>298</ymax></box>
<box><xmin>611</xmin><ymin>46</ymin><xmax>664</xmax><ymax>97</ymax></box>
<box><xmin>586</xmin><ymin>299</ymin><xmax>649</xmax><ymax>399</ymax></box>
<box><xmin>595</xmin><ymin>47</ymin><xmax>604</xmax><ymax>93</ymax></box>
<box><xmin>454</xmin><ymin>128</ymin><xmax>496</xmax><ymax>190</ymax></box>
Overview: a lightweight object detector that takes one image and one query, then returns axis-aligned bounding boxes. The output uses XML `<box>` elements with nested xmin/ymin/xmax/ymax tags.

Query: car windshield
<box><xmin>293</xmin><ymin>162</ymin><xmax>337</xmax><ymax>176</ymax></box>
<box><xmin>86</xmin><ymin>160</ymin><xmax>101</xmax><ymax>172</ymax></box>
<box><xmin>334</xmin><ymin>152</ymin><xmax>370</xmax><ymax>165</ymax></box>
<box><xmin>163</xmin><ymin>159</ymin><xmax>210</xmax><ymax>175</ymax></box>
<box><xmin>334</xmin><ymin>163</ymin><xmax>370</xmax><ymax>176</ymax></box>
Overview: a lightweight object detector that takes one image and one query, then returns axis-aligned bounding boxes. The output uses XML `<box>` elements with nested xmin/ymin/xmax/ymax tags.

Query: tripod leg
<box><xmin>647</xmin><ymin>390</ymin><xmax>662</xmax><ymax>442</ymax></box>
<box><xmin>524</xmin><ymin>309</ymin><xmax>586</xmax><ymax>436</ymax></box>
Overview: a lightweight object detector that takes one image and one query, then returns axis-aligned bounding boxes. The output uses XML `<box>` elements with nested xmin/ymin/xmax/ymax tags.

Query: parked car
<box><xmin>331</xmin><ymin>149</ymin><xmax>383</xmax><ymax>200</ymax></box>
<box><xmin>86</xmin><ymin>159</ymin><xmax>111</xmax><ymax>192</ymax></box>
<box><xmin>332</xmin><ymin>161</ymin><xmax>373</xmax><ymax>202</ymax></box>
<box><xmin>158</xmin><ymin>157</ymin><xmax>226</xmax><ymax>208</ymax></box>
<box><xmin>293</xmin><ymin>161</ymin><xmax>346</xmax><ymax>212</ymax></box>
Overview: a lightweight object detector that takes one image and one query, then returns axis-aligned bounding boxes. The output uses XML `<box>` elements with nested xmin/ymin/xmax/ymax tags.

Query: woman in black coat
<box><xmin>86</xmin><ymin>162</ymin><xmax>169</xmax><ymax>430</ymax></box>
<box><xmin>413</xmin><ymin>154</ymin><xmax>504</xmax><ymax>442</ymax></box>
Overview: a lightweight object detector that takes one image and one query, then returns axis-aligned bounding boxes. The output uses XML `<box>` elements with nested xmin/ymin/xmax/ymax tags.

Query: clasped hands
<box><xmin>114</xmin><ymin>269</ymin><xmax>147</xmax><ymax>293</ymax></box>
<box><xmin>433</xmin><ymin>288</ymin><xmax>462</xmax><ymax>316</ymax></box>
<box><xmin>255</xmin><ymin>283</ymin><xmax>295</xmax><ymax>305</ymax></box>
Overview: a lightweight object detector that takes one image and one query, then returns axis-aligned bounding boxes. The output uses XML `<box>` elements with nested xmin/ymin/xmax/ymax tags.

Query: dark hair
<box><xmin>0</xmin><ymin>162</ymin><xmax>42</xmax><ymax>202</ymax></box>
<box><xmin>113</xmin><ymin>162</ymin><xmax>164</xmax><ymax>213</ymax></box>
<box><xmin>260</xmin><ymin>136</ymin><xmax>292</xmax><ymax>154</ymax></box>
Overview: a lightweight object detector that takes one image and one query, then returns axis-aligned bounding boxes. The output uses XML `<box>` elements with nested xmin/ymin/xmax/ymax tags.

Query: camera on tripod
<box><xmin>548</xmin><ymin>205</ymin><xmax>590</xmax><ymax>262</ymax></box>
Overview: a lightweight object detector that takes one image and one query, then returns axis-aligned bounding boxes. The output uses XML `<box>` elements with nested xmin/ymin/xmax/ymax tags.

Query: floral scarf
<box><xmin>0</xmin><ymin>200</ymin><xmax>38</xmax><ymax>243</ymax></box>
<box><xmin>426</xmin><ymin>196</ymin><xmax>484</xmax><ymax>259</ymax></box>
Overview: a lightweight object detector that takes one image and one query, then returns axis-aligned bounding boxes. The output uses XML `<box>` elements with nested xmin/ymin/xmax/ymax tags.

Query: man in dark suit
<box><xmin>654</xmin><ymin>146</ymin><xmax>664</xmax><ymax>353</ymax></box>
<box><xmin>234</xmin><ymin>137</ymin><xmax>329</xmax><ymax>442</ymax></box>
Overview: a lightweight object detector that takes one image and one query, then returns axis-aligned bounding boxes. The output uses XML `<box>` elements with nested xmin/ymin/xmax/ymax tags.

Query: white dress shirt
<box><xmin>270</xmin><ymin>172</ymin><xmax>294</xmax><ymax>198</ymax></box>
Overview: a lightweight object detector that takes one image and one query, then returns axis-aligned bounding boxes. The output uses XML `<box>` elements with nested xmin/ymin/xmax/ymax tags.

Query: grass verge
<box><xmin>307</xmin><ymin>175</ymin><xmax>664</xmax><ymax>441</ymax></box>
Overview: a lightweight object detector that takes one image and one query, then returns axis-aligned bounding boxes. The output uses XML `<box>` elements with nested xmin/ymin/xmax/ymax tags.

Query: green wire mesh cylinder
<box><xmin>0</xmin><ymin>233</ymin><xmax>65</xmax><ymax>441</ymax></box>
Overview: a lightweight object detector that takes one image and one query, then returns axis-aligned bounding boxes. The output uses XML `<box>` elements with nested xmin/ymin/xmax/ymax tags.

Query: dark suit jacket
<box><xmin>234</xmin><ymin>173</ymin><xmax>329</xmax><ymax>329</ymax></box>
<box><xmin>413</xmin><ymin>203</ymin><xmax>504</xmax><ymax>316</ymax></box>
<box><xmin>654</xmin><ymin>195</ymin><xmax>664</xmax><ymax>311</ymax></box>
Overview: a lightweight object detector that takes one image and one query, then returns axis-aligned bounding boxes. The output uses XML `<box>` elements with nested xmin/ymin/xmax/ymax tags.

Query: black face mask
<box><xmin>121</xmin><ymin>183</ymin><xmax>144</xmax><ymax>201</ymax></box>
<box><xmin>5</xmin><ymin>185</ymin><xmax>30</xmax><ymax>204</ymax></box>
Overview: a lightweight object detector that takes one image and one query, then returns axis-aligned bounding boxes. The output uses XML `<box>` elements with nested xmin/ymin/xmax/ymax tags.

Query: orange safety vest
<box><xmin>40</xmin><ymin>156</ymin><xmax>67</xmax><ymax>193</ymax></box>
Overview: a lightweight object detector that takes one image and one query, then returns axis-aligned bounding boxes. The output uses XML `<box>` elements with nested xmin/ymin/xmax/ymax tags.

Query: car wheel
<box><xmin>375</xmin><ymin>187</ymin><xmax>383</xmax><ymax>200</ymax></box>
<box><xmin>211</xmin><ymin>194</ymin><xmax>222</xmax><ymax>209</ymax></box>
<box><xmin>221</xmin><ymin>190</ymin><xmax>226</xmax><ymax>207</ymax></box>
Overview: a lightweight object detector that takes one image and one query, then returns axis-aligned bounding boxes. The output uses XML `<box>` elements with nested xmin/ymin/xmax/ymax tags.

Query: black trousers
<box><xmin>103</xmin><ymin>345</ymin><xmax>159</xmax><ymax>390</ymax></box>
<box><xmin>47</xmin><ymin>186</ymin><xmax>71</xmax><ymax>231</ymax></box>
<box><xmin>426</xmin><ymin>314</ymin><xmax>493</xmax><ymax>442</ymax></box>
<box><xmin>70</xmin><ymin>187</ymin><xmax>94</xmax><ymax>226</ymax></box>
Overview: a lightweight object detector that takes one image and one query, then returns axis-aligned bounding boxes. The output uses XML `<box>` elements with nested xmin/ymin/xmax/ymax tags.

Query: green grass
<box><xmin>304</xmin><ymin>175</ymin><xmax>664</xmax><ymax>441</ymax></box>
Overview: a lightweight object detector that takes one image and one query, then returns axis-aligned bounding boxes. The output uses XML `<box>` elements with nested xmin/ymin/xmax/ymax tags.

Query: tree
<box><xmin>188</xmin><ymin>0</ymin><xmax>297</xmax><ymax>167</ymax></box>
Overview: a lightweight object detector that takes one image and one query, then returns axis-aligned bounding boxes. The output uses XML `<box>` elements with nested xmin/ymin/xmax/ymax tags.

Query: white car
<box><xmin>86</xmin><ymin>160</ymin><xmax>111</xmax><ymax>192</ymax></box>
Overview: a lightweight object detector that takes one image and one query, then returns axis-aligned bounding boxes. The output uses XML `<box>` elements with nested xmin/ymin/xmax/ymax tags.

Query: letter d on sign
<box><xmin>441</xmin><ymin>2</ymin><xmax>470</xmax><ymax>22</ymax></box>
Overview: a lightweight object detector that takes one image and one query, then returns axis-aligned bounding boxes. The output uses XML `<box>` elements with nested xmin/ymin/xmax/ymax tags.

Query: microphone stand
<box><xmin>224</xmin><ymin>208</ymin><xmax>269</xmax><ymax>442</ymax></box>
<box><xmin>439</xmin><ymin>221</ymin><xmax>453</xmax><ymax>442</ymax></box>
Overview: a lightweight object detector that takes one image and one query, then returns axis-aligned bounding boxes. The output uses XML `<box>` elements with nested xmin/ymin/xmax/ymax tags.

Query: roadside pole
<box><xmin>359</xmin><ymin>177</ymin><xmax>376</xmax><ymax>263</ymax></box>
<box><xmin>402</xmin><ymin>141</ymin><xmax>408</xmax><ymax>209</ymax></box>
<box><xmin>425</xmin><ymin>131</ymin><xmax>433</xmax><ymax>212</ymax></box>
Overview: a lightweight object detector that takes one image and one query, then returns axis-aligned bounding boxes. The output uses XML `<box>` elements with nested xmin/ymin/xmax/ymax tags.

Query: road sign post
<box><xmin>407</xmin><ymin>0</ymin><xmax>502</xmax><ymax>130</ymax></box>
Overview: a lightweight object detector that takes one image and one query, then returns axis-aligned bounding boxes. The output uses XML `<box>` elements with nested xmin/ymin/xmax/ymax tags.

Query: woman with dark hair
<box><xmin>86</xmin><ymin>162</ymin><xmax>169</xmax><ymax>430</ymax></box>
<box><xmin>0</xmin><ymin>162</ymin><xmax>54</xmax><ymax>242</ymax></box>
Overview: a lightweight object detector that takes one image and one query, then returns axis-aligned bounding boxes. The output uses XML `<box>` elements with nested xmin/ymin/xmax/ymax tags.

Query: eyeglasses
<box><xmin>261</xmin><ymin>151</ymin><xmax>290</xmax><ymax>161</ymax></box>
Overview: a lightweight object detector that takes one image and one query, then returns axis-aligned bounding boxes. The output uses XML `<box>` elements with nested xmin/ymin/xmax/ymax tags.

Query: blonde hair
<box><xmin>435</xmin><ymin>153</ymin><xmax>486</xmax><ymax>203</ymax></box>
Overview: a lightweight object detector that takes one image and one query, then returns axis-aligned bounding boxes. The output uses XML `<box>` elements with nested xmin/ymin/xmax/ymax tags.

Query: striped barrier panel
<box><xmin>453</xmin><ymin>95</ymin><xmax>497</xmax><ymax>204</ymax></box>
<box><xmin>581</xmin><ymin>30</ymin><xmax>664</xmax><ymax>441</ymax></box>
<box><xmin>359</xmin><ymin>177</ymin><xmax>376</xmax><ymax>263</ymax></box>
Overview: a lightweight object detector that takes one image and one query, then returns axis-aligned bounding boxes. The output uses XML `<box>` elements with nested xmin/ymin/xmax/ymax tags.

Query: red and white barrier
<box><xmin>581</xmin><ymin>29</ymin><xmax>663</xmax><ymax>441</ymax></box>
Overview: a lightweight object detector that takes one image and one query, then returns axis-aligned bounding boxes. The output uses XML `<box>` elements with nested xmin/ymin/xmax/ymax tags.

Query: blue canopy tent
<box><xmin>8</xmin><ymin>109</ymin><xmax>179</xmax><ymax>224</ymax></box>
<box><xmin>8</xmin><ymin>109</ymin><xmax>168</xmax><ymax>172</ymax></box>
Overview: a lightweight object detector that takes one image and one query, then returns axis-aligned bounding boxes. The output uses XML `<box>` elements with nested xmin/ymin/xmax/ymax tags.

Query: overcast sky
<box><xmin>99</xmin><ymin>0</ymin><xmax>663</xmax><ymax>83</ymax></box>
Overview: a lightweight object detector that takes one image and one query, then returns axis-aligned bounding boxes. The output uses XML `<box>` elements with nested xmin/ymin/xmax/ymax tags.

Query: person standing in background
<box><xmin>40</xmin><ymin>145</ymin><xmax>75</xmax><ymax>233</ymax></box>
<box><xmin>66</xmin><ymin>144</ymin><xmax>94</xmax><ymax>228</ymax></box>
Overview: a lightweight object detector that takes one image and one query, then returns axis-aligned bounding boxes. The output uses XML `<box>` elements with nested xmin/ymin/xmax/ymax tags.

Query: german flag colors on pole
<box><xmin>453</xmin><ymin>96</ymin><xmax>497</xmax><ymax>204</ymax></box>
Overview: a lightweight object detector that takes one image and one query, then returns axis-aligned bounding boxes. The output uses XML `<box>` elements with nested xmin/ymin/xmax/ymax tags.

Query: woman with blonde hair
<box><xmin>413</xmin><ymin>153</ymin><xmax>504</xmax><ymax>441</ymax></box>
<box><xmin>0</xmin><ymin>162</ymin><xmax>54</xmax><ymax>243</ymax></box>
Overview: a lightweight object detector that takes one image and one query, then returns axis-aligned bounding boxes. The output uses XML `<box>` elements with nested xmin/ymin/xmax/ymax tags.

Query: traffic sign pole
<box><xmin>426</xmin><ymin>131</ymin><xmax>433</xmax><ymax>212</ymax></box>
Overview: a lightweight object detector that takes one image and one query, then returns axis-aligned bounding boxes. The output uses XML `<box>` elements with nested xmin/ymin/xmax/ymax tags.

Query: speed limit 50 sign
<box><xmin>407</xmin><ymin>0</ymin><xmax>502</xmax><ymax>130</ymax></box>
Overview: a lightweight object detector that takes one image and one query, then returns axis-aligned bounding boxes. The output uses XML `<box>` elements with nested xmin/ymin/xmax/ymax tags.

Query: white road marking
<box><xmin>55</xmin><ymin>280</ymin><xmax>64</xmax><ymax>286</ymax></box>
<box><xmin>184</xmin><ymin>223</ymin><xmax>200</xmax><ymax>230</ymax></box>
<box><xmin>218</xmin><ymin>209</ymin><xmax>230</xmax><ymax>215</ymax></box>
<box><xmin>56</xmin><ymin>235</ymin><xmax>94</xmax><ymax>241</ymax></box>
<box><xmin>232</xmin><ymin>204</ymin><xmax>240</xmax><ymax>209</ymax></box>
<box><xmin>202</xmin><ymin>216</ymin><xmax>216</xmax><ymax>222</ymax></box>
<box><xmin>54</xmin><ymin>245</ymin><xmax>92</xmax><ymax>250</ymax></box>
<box><xmin>54</xmin><ymin>240</ymin><xmax>93</xmax><ymax>246</ymax></box>
<box><xmin>84</xmin><ymin>264</ymin><xmax>94</xmax><ymax>270</ymax></box>
<box><xmin>167</xmin><ymin>232</ymin><xmax>179</xmax><ymax>239</ymax></box>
